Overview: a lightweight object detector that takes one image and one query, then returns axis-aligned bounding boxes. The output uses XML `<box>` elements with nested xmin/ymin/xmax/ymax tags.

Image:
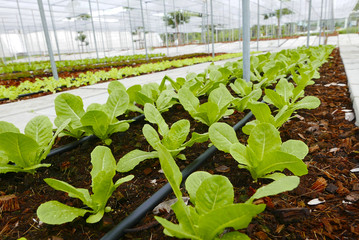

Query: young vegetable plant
<box><xmin>209</xmin><ymin>122</ymin><xmax>308</xmax><ymax>180</ymax></box>
<box><xmin>0</xmin><ymin>116</ymin><xmax>70</xmax><ymax>174</ymax></box>
<box><xmin>154</xmin><ymin>143</ymin><xmax>300</xmax><ymax>239</ymax></box>
<box><xmin>37</xmin><ymin>146</ymin><xmax>134</xmax><ymax>224</ymax></box>
<box><xmin>229</xmin><ymin>78</ymin><xmax>262</xmax><ymax>112</ymax></box>
<box><xmin>117</xmin><ymin>103</ymin><xmax>208</xmax><ymax>172</ymax></box>
<box><xmin>178</xmin><ymin>84</ymin><xmax>234</xmax><ymax>126</ymax></box>
<box><xmin>242</xmin><ymin>102</ymin><xmax>294</xmax><ymax>135</ymax></box>
<box><xmin>263</xmin><ymin>77</ymin><xmax>320</xmax><ymax>112</ymax></box>
<box><xmin>55</xmin><ymin>89</ymin><xmax>132</xmax><ymax>145</ymax></box>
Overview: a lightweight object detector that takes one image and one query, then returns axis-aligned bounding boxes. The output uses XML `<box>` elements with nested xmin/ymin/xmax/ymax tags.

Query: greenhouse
<box><xmin>0</xmin><ymin>0</ymin><xmax>359</xmax><ymax>239</ymax></box>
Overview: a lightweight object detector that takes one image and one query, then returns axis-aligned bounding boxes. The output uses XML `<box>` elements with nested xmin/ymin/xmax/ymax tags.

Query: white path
<box><xmin>1</xmin><ymin>34</ymin><xmax>359</xmax><ymax>131</ymax></box>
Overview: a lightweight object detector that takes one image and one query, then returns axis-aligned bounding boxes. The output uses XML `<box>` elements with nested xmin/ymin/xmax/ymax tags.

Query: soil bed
<box><xmin>1</xmin><ymin>48</ymin><xmax>359</xmax><ymax>240</ymax></box>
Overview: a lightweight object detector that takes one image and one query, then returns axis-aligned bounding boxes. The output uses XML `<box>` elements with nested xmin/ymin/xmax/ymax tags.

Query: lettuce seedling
<box><xmin>209</xmin><ymin>122</ymin><xmax>308</xmax><ymax>180</ymax></box>
<box><xmin>0</xmin><ymin>116</ymin><xmax>69</xmax><ymax>174</ymax></box>
<box><xmin>178</xmin><ymin>84</ymin><xmax>234</xmax><ymax>126</ymax></box>
<box><xmin>117</xmin><ymin>103</ymin><xmax>208</xmax><ymax>172</ymax></box>
<box><xmin>37</xmin><ymin>146</ymin><xmax>134</xmax><ymax>224</ymax></box>
<box><xmin>242</xmin><ymin>102</ymin><xmax>294</xmax><ymax>135</ymax></box>
<box><xmin>55</xmin><ymin>90</ymin><xmax>132</xmax><ymax>145</ymax></box>
<box><xmin>230</xmin><ymin>78</ymin><xmax>262</xmax><ymax>112</ymax></box>
<box><xmin>154</xmin><ymin>144</ymin><xmax>300</xmax><ymax>239</ymax></box>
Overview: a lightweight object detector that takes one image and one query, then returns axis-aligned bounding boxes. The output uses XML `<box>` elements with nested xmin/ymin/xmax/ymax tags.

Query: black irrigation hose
<box><xmin>46</xmin><ymin>114</ymin><xmax>145</xmax><ymax>158</ymax></box>
<box><xmin>0</xmin><ymin>90</ymin><xmax>45</xmax><ymax>101</ymax></box>
<box><xmin>100</xmin><ymin>111</ymin><xmax>254</xmax><ymax>240</ymax></box>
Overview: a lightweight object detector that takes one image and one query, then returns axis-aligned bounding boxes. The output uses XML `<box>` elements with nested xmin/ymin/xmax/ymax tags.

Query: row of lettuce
<box><xmin>0</xmin><ymin>52</ymin><xmax>244</xmax><ymax>100</ymax></box>
<box><xmin>0</xmin><ymin>53</ymin><xmax>164</xmax><ymax>73</ymax></box>
<box><xmin>1</xmin><ymin>45</ymin><xmax>334</xmax><ymax>240</ymax></box>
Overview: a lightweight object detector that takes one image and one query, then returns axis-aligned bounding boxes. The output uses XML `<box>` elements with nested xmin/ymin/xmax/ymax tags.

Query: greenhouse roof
<box><xmin>0</xmin><ymin>0</ymin><xmax>357</xmax><ymax>34</ymax></box>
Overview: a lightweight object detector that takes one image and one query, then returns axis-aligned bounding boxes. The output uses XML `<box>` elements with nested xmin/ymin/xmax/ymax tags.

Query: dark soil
<box><xmin>1</xmin><ymin>48</ymin><xmax>359</xmax><ymax>240</ymax></box>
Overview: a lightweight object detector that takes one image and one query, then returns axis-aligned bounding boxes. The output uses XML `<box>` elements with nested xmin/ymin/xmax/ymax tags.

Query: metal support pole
<box><xmin>318</xmin><ymin>0</ymin><xmax>324</xmax><ymax>45</ymax></box>
<box><xmin>139</xmin><ymin>0</ymin><xmax>149</xmax><ymax>60</ymax></box>
<box><xmin>206</xmin><ymin>0</ymin><xmax>209</xmax><ymax>53</ymax></box>
<box><xmin>307</xmin><ymin>0</ymin><xmax>312</xmax><ymax>48</ymax></box>
<box><xmin>127</xmin><ymin>0</ymin><xmax>135</xmax><ymax>55</ymax></box>
<box><xmin>278</xmin><ymin>0</ymin><xmax>282</xmax><ymax>47</ymax></box>
<box><xmin>96</xmin><ymin>0</ymin><xmax>106</xmax><ymax>57</ymax></box>
<box><xmin>257</xmin><ymin>0</ymin><xmax>260</xmax><ymax>51</ymax></box>
<box><xmin>37</xmin><ymin>0</ymin><xmax>59</xmax><ymax>80</ymax></box>
<box><xmin>47</xmin><ymin>0</ymin><xmax>61</xmax><ymax>61</ymax></box>
<box><xmin>210</xmin><ymin>0</ymin><xmax>215</xmax><ymax>58</ymax></box>
<box><xmin>163</xmin><ymin>0</ymin><xmax>169</xmax><ymax>56</ymax></box>
<box><xmin>238</xmin><ymin>0</ymin><xmax>241</xmax><ymax>49</ymax></box>
<box><xmin>88</xmin><ymin>0</ymin><xmax>99</xmax><ymax>60</ymax></box>
<box><xmin>16</xmin><ymin>0</ymin><xmax>31</xmax><ymax>64</ymax></box>
<box><xmin>242</xmin><ymin>0</ymin><xmax>250</xmax><ymax>82</ymax></box>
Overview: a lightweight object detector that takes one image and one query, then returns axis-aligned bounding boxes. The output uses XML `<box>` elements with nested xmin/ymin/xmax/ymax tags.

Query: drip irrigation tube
<box><xmin>46</xmin><ymin>114</ymin><xmax>145</xmax><ymax>158</ymax></box>
<box><xmin>100</xmin><ymin>111</ymin><xmax>254</xmax><ymax>240</ymax></box>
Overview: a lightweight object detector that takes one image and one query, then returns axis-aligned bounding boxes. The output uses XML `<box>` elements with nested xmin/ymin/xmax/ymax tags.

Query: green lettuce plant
<box><xmin>117</xmin><ymin>103</ymin><xmax>208</xmax><ymax>172</ymax></box>
<box><xmin>154</xmin><ymin>143</ymin><xmax>300</xmax><ymax>239</ymax></box>
<box><xmin>37</xmin><ymin>146</ymin><xmax>134</xmax><ymax>224</ymax></box>
<box><xmin>229</xmin><ymin>78</ymin><xmax>262</xmax><ymax>112</ymax></box>
<box><xmin>0</xmin><ymin>116</ymin><xmax>69</xmax><ymax>174</ymax></box>
<box><xmin>209</xmin><ymin>122</ymin><xmax>308</xmax><ymax>180</ymax></box>
<box><xmin>178</xmin><ymin>84</ymin><xmax>234</xmax><ymax>126</ymax></box>
<box><xmin>54</xmin><ymin>90</ymin><xmax>132</xmax><ymax>145</ymax></box>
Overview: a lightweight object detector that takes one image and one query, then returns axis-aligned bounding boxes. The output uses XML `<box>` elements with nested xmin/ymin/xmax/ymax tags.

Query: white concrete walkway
<box><xmin>1</xmin><ymin>34</ymin><xmax>358</xmax><ymax>131</ymax></box>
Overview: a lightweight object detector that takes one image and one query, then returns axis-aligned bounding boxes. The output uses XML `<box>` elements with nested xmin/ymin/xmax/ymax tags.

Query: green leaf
<box><xmin>91</xmin><ymin>171</ymin><xmax>114</xmax><ymax>211</ymax></box>
<box><xmin>0</xmin><ymin>132</ymin><xmax>39</xmax><ymax>168</ymax></box>
<box><xmin>86</xmin><ymin>209</ymin><xmax>105</xmax><ymax>224</ymax></box>
<box><xmin>292</xmin><ymin>96</ymin><xmax>321</xmax><ymax>110</ymax></box>
<box><xmin>81</xmin><ymin>110</ymin><xmax>109</xmax><ymax>140</ymax></box>
<box><xmin>0</xmin><ymin>121</ymin><xmax>20</xmax><ymax>134</ymax></box>
<box><xmin>198</xmin><ymin>102</ymin><xmax>219</xmax><ymax>126</ymax></box>
<box><xmin>144</xmin><ymin>103</ymin><xmax>169</xmax><ymax>136</ymax></box>
<box><xmin>105</xmin><ymin>90</ymin><xmax>129</xmax><ymax>122</ymax></box>
<box><xmin>163</xmin><ymin>120</ymin><xmax>190</xmax><ymax>150</ymax></box>
<box><xmin>230</xmin><ymin>143</ymin><xmax>251</xmax><ymax>167</ymax></box>
<box><xmin>276</xmin><ymin>78</ymin><xmax>294</xmax><ymax>103</ymax></box>
<box><xmin>44</xmin><ymin>178</ymin><xmax>92</xmax><ymax>205</ymax></box>
<box><xmin>247</xmin><ymin>176</ymin><xmax>300</xmax><ymax>204</ymax></box>
<box><xmin>256</xmin><ymin>151</ymin><xmax>308</xmax><ymax>178</ymax></box>
<box><xmin>196</xmin><ymin>175</ymin><xmax>234</xmax><ymax>215</ymax></box>
<box><xmin>107</xmin><ymin>81</ymin><xmax>126</xmax><ymax>94</ymax></box>
<box><xmin>0</xmin><ymin>164</ymin><xmax>24</xmax><ymax>173</ymax></box>
<box><xmin>209</xmin><ymin>122</ymin><xmax>239</xmax><ymax>153</ymax></box>
<box><xmin>208</xmin><ymin>85</ymin><xmax>233</xmax><ymax>110</ymax></box>
<box><xmin>143</xmin><ymin>124</ymin><xmax>162</xmax><ymax>150</ymax></box>
<box><xmin>126</xmin><ymin>84</ymin><xmax>141</xmax><ymax>103</ymax></box>
<box><xmin>37</xmin><ymin>201</ymin><xmax>89</xmax><ymax>225</ymax></box>
<box><xmin>90</xmin><ymin>146</ymin><xmax>116</xmax><ymax>180</ymax></box>
<box><xmin>178</xmin><ymin>87</ymin><xmax>199</xmax><ymax>113</ymax></box>
<box><xmin>155</xmin><ymin>216</ymin><xmax>199</xmax><ymax>239</ymax></box>
<box><xmin>114</xmin><ymin>175</ymin><xmax>134</xmax><ymax>189</ymax></box>
<box><xmin>171</xmin><ymin>200</ymin><xmax>199</xmax><ymax>236</ymax></box>
<box><xmin>183</xmin><ymin>132</ymin><xmax>209</xmax><ymax>148</ymax></box>
<box><xmin>198</xmin><ymin>204</ymin><xmax>266</xmax><ymax>239</ymax></box>
<box><xmin>185</xmin><ymin>171</ymin><xmax>212</xmax><ymax>204</ymax></box>
<box><xmin>117</xmin><ymin>149</ymin><xmax>158</xmax><ymax>172</ymax></box>
<box><xmin>219</xmin><ymin>232</ymin><xmax>250</xmax><ymax>240</ymax></box>
<box><xmin>209</xmin><ymin>70</ymin><xmax>222</xmax><ymax>82</ymax></box>
<box><xmin>281</xmin><ymin>140</ymin><xmax>309</xmax><ymax>159</ymax></box>
<box><xmin>156</xmin><ymin>143</ymin><xmax>182</xmax><ymax>199</ymax></box>
<box><xmin>54</xmin><ymin>93</ymin><xmax>85</xmax><ymax>129</ymax></box>
<box><xmin>263</xmin><ymin>89</ymin><xmax>286</xmax><ymax>109</ymax></box>
<box><xmin>24</xmin><ymin>116</ymin><xmax>53</xmax><ymax>149</ymax></box>
<box><xmin>248</xmin><ymin>102</ymin><xmax>275</xmax><ymax>124</ymax></box>
<box><xmin>247</xmin><ymin>123</ymin><xmax>281</xmax><ymax>163</ymax></box>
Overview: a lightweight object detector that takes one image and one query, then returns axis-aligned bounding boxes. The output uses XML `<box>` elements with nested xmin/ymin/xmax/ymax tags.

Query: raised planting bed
<box><xmin>0</xmin><ymin>47</ymin><xmax>358</xmax><ymax>240</ymax></box>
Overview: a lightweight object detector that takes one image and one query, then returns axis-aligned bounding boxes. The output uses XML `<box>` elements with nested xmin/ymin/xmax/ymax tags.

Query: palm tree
<box><xmin>163</xmin><ymin>11</ymin><xmax>191</xmax><ymax>45</ymax></box>
<box><xmin>264</xmin><ymin>6</ymin><xmax>293</xmax><ymax>38</ymax></box>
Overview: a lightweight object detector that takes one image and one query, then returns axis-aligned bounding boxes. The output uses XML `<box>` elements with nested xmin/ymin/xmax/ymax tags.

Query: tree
<box><xmin>264</xmin><ymin>7</ymin><xmax>293</xmax><ymax>38</ymax></box>
<box><xmin>163</xmin><ymin>11</ymin><xmax>191</xmax><ymax>45</ymax></box>
<box><xmin>75</xmin><ymin>31</ymin><xmax>89</xmax><ymax>52</ymax></box>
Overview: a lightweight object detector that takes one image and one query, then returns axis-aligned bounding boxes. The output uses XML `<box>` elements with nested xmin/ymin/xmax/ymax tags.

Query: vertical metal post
<box><xmin>37</xmin><ymin>0</ymin><xmax>59</xmax><ymax>80</ymax></box>
<box><xmin>238</xmin><ymin>0</ymin><xmax>241</xmax><ymax>49</ymax></box>
<box><xmin>127</xmin><ymin>0</ymin><xmax>135</xmax><ymax>55</ymax></box>
<box><xmin>257</xmin><ymin>0</ymin><xmax>260</xmax><ymax>51</ymax></box>
<box><xmin>88</xmin><ymin>0</ymin><xmax>99</xmax><ymax>60</ymax></box>
<box><xmin>330</xmin><ymin>0</ymin><xmax>334</xmax><ymax>33</ymax></box>
<box><xmin>278</xmin><ymin>0</ymin><xmax>282</xmax><ymax>47</ymax></box>
<box><xmin>307</xmin><ymin>0</ymin><xmax>312</xmax><ymax>48</ymax></box>
<box><xmin>318</xmin><ymin>0</ymin><xmax>324</xmax><ymax>45</ymax></box>
<box><xmin>139</xmin><ymin>0</ymin><xmax>149</xmax><ymax>60</ymax></box>
<box><xmin>210</xmin><ymin>0</ymin><xmax>215</xmax><ymax>58</ymax></box>
<box><xmin>242</xmin><ymin>0</ymin><xmax>250</xmax><ymax>82</ymax></box>
<box><xmin>96</xmin><ymin>0</ymin><xmax>106</xmax><ymax>57</ymax></box>
<box><xmin>206</xmin><ymin>0</ymin><xmax>209</xmax><ymax>53</ymax></box>
<box><xmin>47</xmin><ymin>0</ymin><xmax>61</xmax><ymax>61</ymax></box>
<box><xmin>16</xmin><ymin>0</ymin><xmax>31</xmax><ymax>64</ymax></box>
<box><xmin>163</xmin><ymin>0</ymin><xmax>169</xmax><ymax>56</ymax></box>
<box><xmin>0</xmin><ymin>37</ymin><xmax>7</xmax><ymax>65</ymax></box>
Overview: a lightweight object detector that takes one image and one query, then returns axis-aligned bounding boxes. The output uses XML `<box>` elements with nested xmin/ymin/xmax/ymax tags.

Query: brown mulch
<box><xmin>0</xmin><ymin>48</ymin><xmax>358</xmax><ymax>240</ymax></box>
